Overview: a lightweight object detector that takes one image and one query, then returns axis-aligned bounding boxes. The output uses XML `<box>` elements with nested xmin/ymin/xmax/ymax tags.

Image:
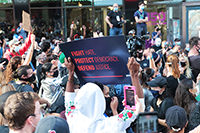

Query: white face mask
<box><xmin>14</xmin><ymin>45</ymin><xmax>21</xmax><ymax>52</ymax></box>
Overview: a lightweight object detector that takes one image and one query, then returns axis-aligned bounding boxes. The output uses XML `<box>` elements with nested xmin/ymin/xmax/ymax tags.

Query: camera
<box><xmin>118</xmin><ymin>20</ymin><xmax>125</xmax><ymax>27</ymax></box>
<box><xmin>126</xmin><ymin>35</ymin><xmax>149</xmax><ymax>57</ymax></box>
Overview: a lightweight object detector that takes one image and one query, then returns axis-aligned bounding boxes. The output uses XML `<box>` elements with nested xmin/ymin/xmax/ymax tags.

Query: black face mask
<box><xmin>105</xmin><ymin>97</ymin><xmax>112</xmax><ymax>110</ymax></box>
<box><xmin>19</xmin><ymin>74</ymin><xmax>36</xmax><ymax>83</ymax></box>
<box><xmin>137</xmin><ymin>52</ymin><xmax>143</xmax><ymax>58</ymax></box>
<box><xmin>52</xmin><ymin>70</ymin><xmax>59</xmax><ymax>77</ymax></box>
<box><xmin>180</xmin><ymin>62</ymin><xmax>186</xmax><ymax>67</ymax></box>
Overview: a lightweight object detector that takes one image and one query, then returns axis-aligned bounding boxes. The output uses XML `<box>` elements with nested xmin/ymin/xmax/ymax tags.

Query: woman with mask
<box><xmin>179</xmin><ymin>54</ymin><xmax>194</xmax><ymax>80</ymax></box>
<box><xmin>164</xmin><ymin>55</ymin><xmax>185</xmax><ymax>98</ymax></box>
<box><xmin>11</xmin><ymin>65</ymin><xmax>35</xmax><ymax>92</ymax></box>
<box><xmin>147</xmin><ymin>76</ymin><xmax>174</xmax><ymax>133</ymax></box>
<box><xmin>39</xmin><ymin>62</ymin><xmax>61</xmax><ymax>103</ymax></box>
<box><xmin>174</xmin><ymin>78</ymin><xmax>200</xmax><ymax>132</ymax></box>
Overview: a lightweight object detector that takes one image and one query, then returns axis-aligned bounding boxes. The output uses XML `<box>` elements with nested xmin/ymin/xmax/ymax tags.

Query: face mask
<box><xmin>137</xmin><ymin>52</ymin><xmax>143</xmax><ymax>58</ymax></box>
<box><xmin>19</xmin><ymin>74</ymin><xmax>36</xmax><ymax>83</ymax></box>
<box><xmin>52</xmin><ymin>70</ymin><xmax>59</xmax><ymax>77</ymax></box>
<box><xmin>113</xmin><ymin>7</ymin><xmax>118</xmax><ymax>12</ymax></box>
<box><xmin>185</xmin><ymin>47</ymin><xmax>190</xmax><ymax>52</ymax></box>
<box><xmin>140</xmin><ymin>6</ymin><xmax>145</xmax><ymax>10</ymax></box>
<box><xmin>180</xmin><ymin>62</ymin><xmax>186</xmax><ymax>67</ymax></box>
<box><xmin>105</xmin><ymin>97</ymin><xmax>111</xmax><ymax>110</ymax></box>
<box><xmin>74</xmin><ymin>38</ymin><xmax>80</xmax><ymax>41</ymax></box>
<box><xmin>156</xmin><ymin>43</ymin><xmax>161</xmax><ymax>47</ymax></box>
<box><xmin>14</xmin><ymin>45</ymin><xmax>21</xmax><ymax>52</ymax></box>
<box><xmin>151</xmin><ymin>90</ymin><xmax>160</xmax><ymax>98</ymax></box>
<box><xmin>176</xmin><ymin>41</ymin><xmax>181</xmax><ymax>46</ymax></box>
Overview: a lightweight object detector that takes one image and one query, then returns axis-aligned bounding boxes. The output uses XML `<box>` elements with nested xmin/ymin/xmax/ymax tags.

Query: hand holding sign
<box><xmin>64</xmin><ymin>57</ymin><xmax>75</xmax><ymax>75</ymax></box>
<box><xmin>60</xmin><ymin>35</ymin><xmax>131</xmax><ymax>85</ymax></box>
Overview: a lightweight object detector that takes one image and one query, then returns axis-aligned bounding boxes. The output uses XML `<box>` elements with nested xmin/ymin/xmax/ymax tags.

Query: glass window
<box><xmin>30</xmin><ymin>0</ymin><xmax>61</xmax><ymax>7</ymax></box>
<box><xmin>63</xmin><ymin>0</ymin><xmax>92</xmax><ymax>7</ymax></box>
<box><xmin>0</xmin><ymin>10</ymin><xmax>14</xmax><ymax>36</ymax></box>
<box><xmin>94</xmin><ymin>0</ymin><xmax>123</xmax><ymax>6</ymax></box>
<box><xmin>94</xmin><ymin>7</ymin><xmax>124</xmax><ymax>36</ymax></box>
<box><xmin>145</xmin><ymin>5</ymin><xmax>167</xmax><ymax>40</ymax></box>
<box><xmin>0</xmin><ymin>0</ymin><xmax>13</xmax><ymax>8</ymax></box>
<box><xmin>31</xmin><ymin>9</ymin><xmax>62</xmax><ymax>39</ymax></box>
<box><xmin>65</xmin><ymin>8</ymin><xmax>92</xmax><ymax>38</ymax></box>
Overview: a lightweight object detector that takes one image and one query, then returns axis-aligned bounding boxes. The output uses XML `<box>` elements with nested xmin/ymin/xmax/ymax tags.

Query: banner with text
<box><xmin>59</xmin><ymin>35</ymin><xmax>131</xmax><ymax>85</ymax></box>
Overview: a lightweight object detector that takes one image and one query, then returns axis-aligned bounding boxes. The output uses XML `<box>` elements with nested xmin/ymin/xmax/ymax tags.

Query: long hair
<box><xmin>3</xmin><ymin>56</ymin><xmax>22</xmax><ymax>83</ymax></box>
<box><xmin>179</xmin><ymin>55</ymin><xmax>192</xmax><ymax>78</ymax></box>
<box><xmin>174</xmin><ymin>78</ymin><xmax>197</xmax><ymax>117</ymax></box>
<box><xmin>166</xmin><ymin>55</ymin><xmax>180</xmax><ymax>79</ymax></box>
<box><xmin>41</xmin><ymin>62</ymin><xmax>52</xmax><ymax>80</ymax></box>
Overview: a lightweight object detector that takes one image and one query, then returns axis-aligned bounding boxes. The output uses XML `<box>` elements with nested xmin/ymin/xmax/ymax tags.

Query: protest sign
<box><xmin>22</xmin><ymin>10</ymin><xmax>31</xmax><ymax>32</ymax></box>
<box><xmin>59</xmin><ymin>35</ymin><xmax>131</xmax><ymax>85</ymax></box>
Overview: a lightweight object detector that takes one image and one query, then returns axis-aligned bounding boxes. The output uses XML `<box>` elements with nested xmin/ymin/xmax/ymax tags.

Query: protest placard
<box><xmin>59</xmin><ymin>35</ymin><xmax>131</xmax><ymax>85</ymax></box>
<box><xmin>22</xmin><ymin>10</ymin><xmax>31</xmax><ymax>32</ymax></box>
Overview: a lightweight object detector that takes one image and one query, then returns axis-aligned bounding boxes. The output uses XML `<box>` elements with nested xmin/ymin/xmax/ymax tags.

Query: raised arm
<box><xmin>64</xmin><ymin>57</ymin><xmax>75</xmax><ymax>92</ymax></box>
<box><xmin>82</xmin><ymin>25</ymin><xmax>86</xmax><ymax>39</ymax></box>
<box><xmin>70</xmin><ymin>24</ymin><xmax>74</xmax><ymax>40</ymax></box>
<box><xmin>127</xmin><ymin>57</ymin><xmax>143</xmax><ymax>98</ymax></box>
<box><xmin>23</xmin><ymin>34</ymin><xmax>35</xmax><ymax>65</ymax></box>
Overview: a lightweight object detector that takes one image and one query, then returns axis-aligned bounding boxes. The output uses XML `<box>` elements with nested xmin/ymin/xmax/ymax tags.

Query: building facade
<box><xmin>0</xmin><ymin>0</ymin><xmax>199</xmax><ymax>44</ymax></box>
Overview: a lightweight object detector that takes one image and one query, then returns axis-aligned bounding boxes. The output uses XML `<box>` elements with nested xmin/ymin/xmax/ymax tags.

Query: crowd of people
<box><xmin>0</xmin><ymin>2</ymin><xmax>200</xmax><ymax>133</ymax></box>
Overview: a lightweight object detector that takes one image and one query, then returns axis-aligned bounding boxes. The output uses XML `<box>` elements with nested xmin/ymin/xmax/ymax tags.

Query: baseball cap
<box><xmin>146</xmin><ymin>31</ymin><xmax>150</xmax><ymax>34</ymax></box>
<box><xmin>146</xmin><ymin>76</ymin><xmax>167</xmax><ymax>88</ymax></box>
<box><xmin>166</xmin><ymin>106</ymin><xmax>188</xmax><ymax>132</ymax></box>
<box><xmin>0</xmin><ymin>91</ymin><xmax>18</xmax><ymax>117</ymax></box>
<box><xmin>35</xmin><ymin>116</ymin><xmax>69</xmax><ymax>133</ymax></box>
<box><xmin>9</xmin><ymin>39</ymin><xmax>21</xmax><ymax>46</ymax></box>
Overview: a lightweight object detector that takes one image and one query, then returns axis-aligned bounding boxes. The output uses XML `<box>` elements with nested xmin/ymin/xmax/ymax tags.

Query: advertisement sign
<box><xmin>59</xmin><ymin>35</ymin><xmax>131</xmax><ymax>85</ymax></box>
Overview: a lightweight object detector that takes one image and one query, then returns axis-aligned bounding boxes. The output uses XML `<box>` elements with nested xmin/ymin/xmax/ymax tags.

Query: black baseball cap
<box><xmin>35</xmin><ymin>116</ymin><xmax>70</xmax><ymax>133</ymax></box>
<box><xmin>146</xmin><ymin>76</ymin><xmax>167</xmax><ymax>88</ymax></box>
<box><xmin>0</xmin><ymin>91</ymin><xmax>18</xmax><ymax>117</ymax></box>
<box><xmin>166</xmin><ymin>106</ymin><xmax>188</xmax><ymax>132</ymax></box>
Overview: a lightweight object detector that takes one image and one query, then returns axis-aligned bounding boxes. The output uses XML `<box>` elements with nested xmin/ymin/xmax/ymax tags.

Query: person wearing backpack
<box><xmin>11</xmin><ymin>65</ymin><xmax>35</xmax><ymax>92</ymax></box>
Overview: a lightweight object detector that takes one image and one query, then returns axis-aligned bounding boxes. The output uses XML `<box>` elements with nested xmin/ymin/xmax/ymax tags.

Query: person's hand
<box><xmin>31</xmin><ymin>34</ymin><xmax>35</xmax><ymax>42</ymax></box>
<box><xmin>110</xmin><ymin>96</ymin><xmax>118</xmax><ymax>112</ymax></box>
<box><xmin>109</xmin><ymin>24</ymin><xmax>113</xmax><ymax>29</ymax></box>
<box><xmin>70</xmin><ymin>24</ymin><xmax>74</xmax><ymax>29</ymax></box>
<box><xmin>0</xmin><ymin>61</ymin><xmax>6</xmax><ymax>70</ymax></box>
<box><xmin>150</xmin><ymin>48</ymin><xmax>155</xmax><ymax>53</ymax></box>
<box><xmin>127</xmin><ymin>57</ymin><xmax>140</xmax><ymax>75</ymax></box>
<box><xmin>163</xmin><ymin>67</ymin><xmax>168</xmax><ymax>77</ymax></box>
<box><xmin>196</xmin><ymin>73</ymin><xmax>200</xmax><ymax>84</ymax></box>
<box><xmin>64</xmin><ymin>57</ymin><xmax>75</xmax><ymax>74</ymax></box>
<box><xmin>82</xmin><ymin>25</ymin><xmax>86</xmax><ymax>30</ymax></box>
<box><xmin>123</xmin><ymin>95</ymin><xmax>143</xmax><ymax>115</ymax></box>
<box><xmin>179</xmin><ymin>66</ymin><xmax>185</xmax><ymax>74</ymax></box>
<box><xmin>123</xmin><ymin>20</ymin><xmax>127</xmax><ymax>24</ymax></box>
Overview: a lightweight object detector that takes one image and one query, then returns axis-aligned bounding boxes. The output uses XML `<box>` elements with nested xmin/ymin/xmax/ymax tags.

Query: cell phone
<box><xmin>124</xmin><ymin>86</ymin><xmax>136</xmax><ymax>110</ymax></box>
<box><xmin>137</xmin><ymin>112</ymin><xmax>158</xmax><ymax>133</ymax></box>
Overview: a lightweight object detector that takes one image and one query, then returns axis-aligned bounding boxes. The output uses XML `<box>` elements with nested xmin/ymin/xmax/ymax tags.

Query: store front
<box><xmin>0</xmin><ymin>0</ymin><xmax>124</xmax><ymax>40</ymax></box>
